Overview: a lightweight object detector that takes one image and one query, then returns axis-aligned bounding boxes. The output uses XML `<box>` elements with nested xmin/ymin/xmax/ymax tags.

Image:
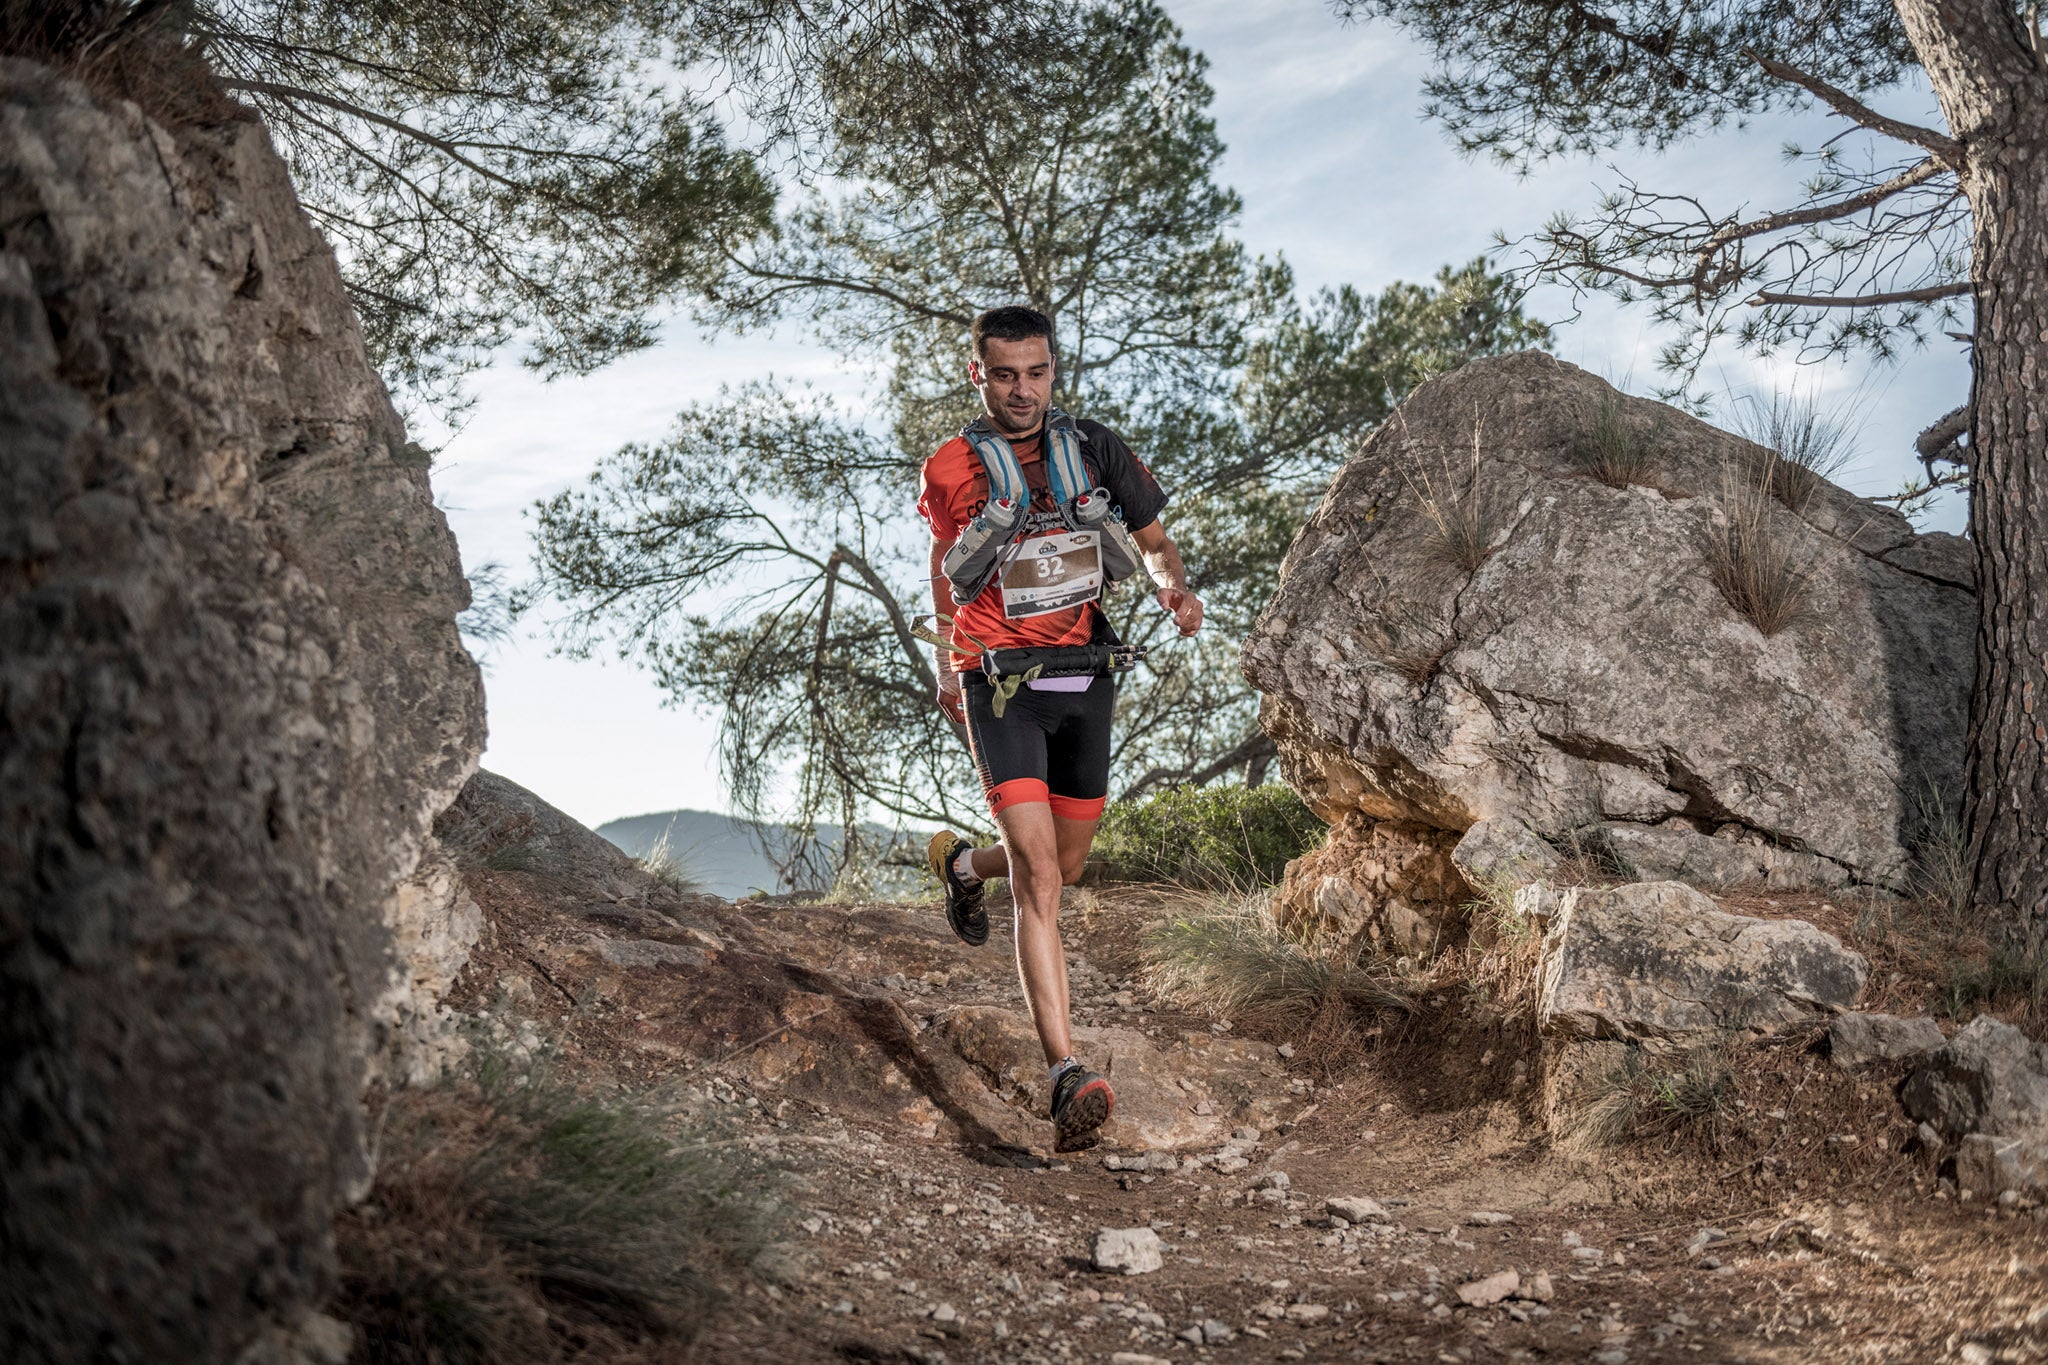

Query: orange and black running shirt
<box><xmin>917</xmin><ymin>419</ymin><xmax>1168</xmax><ymax>663</ymax></box>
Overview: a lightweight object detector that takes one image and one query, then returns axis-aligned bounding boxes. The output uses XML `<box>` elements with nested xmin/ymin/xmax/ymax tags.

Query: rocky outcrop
<box><xmin>1902</xmin><ymin>1016</ymin><xmax>2048</xmax><ymax>1200</ymax></box>
<box><xmin>443</xmin><ymin>773</ymin><xmax>1306</xmax><ymax>1159</ymax></box>
<box><xmin>1243</xmin><ymin>351</ymin><xmax>1972</xmax><ymax>895</ymax></box>
<box><xmin>1269</xmin><ymin>813</ymin><xmax>1469</xmax><ymax>951</ymax></box>
<box><xmin>1902</xmin><ymin>1015</ymin><xmax>2048</xmax><ymax>1144</ymax></box>
<box><xmin>1535</xmin><ymin>882</ymin><xmax>1867</xmax><ymax>1046</ymax></box>
<box><xmin>1</xmin><ymin>60</ymin><xmax>483</xmax><ymax>1363</ymax></box>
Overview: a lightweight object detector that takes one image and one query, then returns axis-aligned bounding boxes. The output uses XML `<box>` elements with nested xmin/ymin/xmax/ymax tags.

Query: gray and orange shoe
<box><xmin>926</xmin><ymin>830</ymin><xmax>989</xmax><ymax>947</ymax></box>
<box><xmin>1051</xmin><ymin>1064</ymin><xmax>1115</xmax><ymax>1150</ymax></box>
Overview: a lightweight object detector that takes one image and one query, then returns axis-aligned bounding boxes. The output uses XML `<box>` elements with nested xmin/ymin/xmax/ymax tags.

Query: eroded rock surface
<box><xmin>1536</xmin><ymin>882</ymin><xmax>1867</xmax><ymax>1045</ymax></box>
<box><xmin>1243</xmin><ymin>351</ymin><xmax>1972</xmax><ymax>892</ymax></box>
<box><xmin>1827</xmin><ymin>1012</ymin><xmax>1946</xmax><ymax>1071</ymax></box>
<box><xmin>1902</xmin><ymin>1015</ymin><xmax>2048</xmax><ymax>1143</ymax></box>
<box><xmin>0</xmin><ymin>62</ymin><xmax>483</xmax><ymax>1361</ymax></box>
<box><xmin>1270</xmin><ymin>812</ymin><xmax>1468</xmax><ymax>952</ymax></box>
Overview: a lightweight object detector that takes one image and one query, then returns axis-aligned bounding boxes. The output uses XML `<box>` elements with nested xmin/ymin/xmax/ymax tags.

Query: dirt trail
<box><xmin>441</xmin><ymin>791</ymin><xmax>2048</xmax><ymax>1365</ymax></box>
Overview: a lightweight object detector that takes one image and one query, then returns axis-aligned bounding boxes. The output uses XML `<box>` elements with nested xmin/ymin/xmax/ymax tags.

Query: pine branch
<box><xmin>1748</xmin><ymin>281</ymin><xmax>1971</xmax><ymax>308</ymax></box>
<box><xmin>1742</xmin><ymin>49</ymin><xmax>1963</xmax><ymax>167</ymax></box>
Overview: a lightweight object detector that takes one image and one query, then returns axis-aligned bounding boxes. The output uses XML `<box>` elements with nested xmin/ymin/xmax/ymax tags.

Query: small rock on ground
<box><xmin>1326</xmin><ymin>1195</ymin><xmax>1389</xmax><ymax>1223</ymax></box>
<box><xmin>1093</xmin><ymin>1226</ymin><xmax>1164</xmax><ymax>1275</ymax></box>
<box><xmin>1456</xmin><ymin>1269</ymin><xmax>1520</xmax><ymax>1307</ymax></box>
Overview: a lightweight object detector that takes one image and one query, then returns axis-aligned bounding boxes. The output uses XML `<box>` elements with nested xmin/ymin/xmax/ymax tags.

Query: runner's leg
<box><xmin>967</xmin><ymin>844</ymin><xmax>1009</xmax><ymax>881</ymax></box>
<box><xmin>995</xmin><ymin>799</ymin><xmax>1073</xmax><ymax>1066</ymax></box>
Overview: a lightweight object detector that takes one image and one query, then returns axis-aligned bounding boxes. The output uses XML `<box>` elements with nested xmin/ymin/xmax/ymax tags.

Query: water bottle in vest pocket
<box><xmin>1069</xmin><ymin>487</ymin><xmax>1143</xmax><ymax>584</ymax></box>
<box><xmin>942</xmin><ymin>496</ymin><xmax>1022</xmax><ymax>603</ymax></box>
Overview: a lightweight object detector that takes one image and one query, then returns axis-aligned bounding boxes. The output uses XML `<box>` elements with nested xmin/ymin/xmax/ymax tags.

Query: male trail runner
<box><xmin>918</xmin><ymin>306</ymin><xmax>1203</xmax><ymax>1148</ymax></box>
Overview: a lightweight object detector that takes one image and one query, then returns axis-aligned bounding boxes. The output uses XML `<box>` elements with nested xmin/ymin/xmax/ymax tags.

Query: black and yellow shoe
<box><xmin>926</xmin><ymin>830</ymin><xmax>989</xmax><ymax>947</ymax></box>
<box><xmin>1051</xmin><ymin>1065</ymin><xmax>1115</xmax><ymax>1150</ymax></box>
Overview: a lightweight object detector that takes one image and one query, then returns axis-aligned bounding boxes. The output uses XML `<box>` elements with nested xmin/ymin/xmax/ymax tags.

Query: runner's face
<box><xmin>970</xmin><ymin>336</ymin><xmax>1053</xmax><ymax>436</ymax></box>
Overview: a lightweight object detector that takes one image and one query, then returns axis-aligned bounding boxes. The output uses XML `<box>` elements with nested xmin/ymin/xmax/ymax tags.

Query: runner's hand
<box><xmin>1156</xmin><ymin>587</ymin><xmax>1203</xmax><ymax>637</ymax></box>
<box><xmin>936</xmin><ymin>672</ymin><xmax>966</xmax><ymax>724</ymax></box>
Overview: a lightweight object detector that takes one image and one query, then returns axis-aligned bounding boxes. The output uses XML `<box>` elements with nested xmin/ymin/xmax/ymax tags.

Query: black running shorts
<box><xmin>962</xmin><ymin>674</ymin><xmax>1115</xmax><ymax>820</ymax></box>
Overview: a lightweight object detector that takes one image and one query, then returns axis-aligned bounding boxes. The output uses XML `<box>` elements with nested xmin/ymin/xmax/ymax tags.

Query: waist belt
<box><xmin>909</xmin><ymin>612</ymin><xmax>1147</xmax><ymax>718</ymax></box>
<box><xmin>973</xmin><ymin>643</ymin><xmax>1145</xmax><ymax>680</ymax></box>
<box><xmin>974</xmin><ymin>642</ymin><xmax>1148</xmax><ymax>718</ymax></box>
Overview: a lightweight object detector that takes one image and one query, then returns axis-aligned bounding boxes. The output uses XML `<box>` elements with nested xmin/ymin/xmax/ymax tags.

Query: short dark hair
<box><xmin>971</xmin><ymin>306</ymin><xmax>1056</xmax><ymax>358</ymax></box>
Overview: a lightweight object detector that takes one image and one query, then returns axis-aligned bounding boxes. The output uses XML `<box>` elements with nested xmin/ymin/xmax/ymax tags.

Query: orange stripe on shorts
<box><xmin>1048</xmin><ymin>792</ymin><xmax>1107</xmax><ymax>821</ymax></box>
<box><xmin>987</xmin><ymin>778</ymin><xmax>1050</xmax><ymax>814</ymax></box>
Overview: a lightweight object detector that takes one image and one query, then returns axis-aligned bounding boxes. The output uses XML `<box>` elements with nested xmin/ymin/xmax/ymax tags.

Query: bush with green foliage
<box><xmin>1095</xmin><ymin>783</ymin><xmax>1325</xmax><ymax>888</ymax></box>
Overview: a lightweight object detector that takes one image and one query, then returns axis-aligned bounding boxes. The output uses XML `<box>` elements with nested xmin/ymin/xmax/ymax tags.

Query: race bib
<box><xmin>1001</xmin><ymin>530</ymin><xmax>1104</xmax><ymax>618</ymax></box>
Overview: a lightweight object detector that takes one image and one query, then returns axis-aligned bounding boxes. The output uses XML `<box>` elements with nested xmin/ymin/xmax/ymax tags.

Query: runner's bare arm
<box><xmin>1132</xmin><ymin>521</ymin><xmax>1203</xmax><ymax>637</ymax></box>
<box><xmin>930</xmin><ymin>534</ymin><xmax>966</xmax><ymax>722</ymax></box>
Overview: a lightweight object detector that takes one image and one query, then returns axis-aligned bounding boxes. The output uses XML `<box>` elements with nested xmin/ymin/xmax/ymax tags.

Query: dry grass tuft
<box><xmin>1557</xmin><ymin>1041</ymin><xmax>1734</xmax><ymax>1159</ymax></box>
<box><xmin>636</xmin><ymin>827</ymin><xmax>707</xmax><ymax>897</ymax></box>
<box><xmin>1360</xmin><ymin>602</ymin><xmax>1459</xmax><ymax>690</ymax></box>
<box><xmin>1572</xmin><ymin>393</ymin><xmax>1660</xmax><ymax>488</ymax></box>
<box><xmin>1404</xmin><ymin>427</ymin><xmax>1505</xmax><ymax>573</ymax></box>
<box><xmin>1703</xmin><ymin>456</ymin><xmax>1821</xmax><ymax>637</ymax></box>
<box><xmin>1</xmin><ymin>5</ymin><xmax>242</xmax><ymax>126</ymax></box>
<box><xmin>1730</xmin><ymin>389</ymin><xmax>1858</xmax><ymax>510</ymax></box>
<box><xmin>1141</xmin><ymin>890</ymin><xmax>1414</xmax><ymax>1036</ymax></box>
<box><xmin>1906</xmin><ymin>779</ymin><xmax>1972</xmax><ymax>923</ymax></box>
<box><xmin>333</xmin><ymin>1042</ymin><xmax>772</xmax><ymax>1364</ymax></box>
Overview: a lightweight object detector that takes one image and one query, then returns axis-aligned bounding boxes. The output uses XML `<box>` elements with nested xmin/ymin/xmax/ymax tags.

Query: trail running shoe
<box><xmin>1051</xmin><ymin>1066</ymin><xmax>1115</xmax><ymax>1149</ymax></box>
<box><xmin>926</xmin><ymin>830</ymin><xmax>989</xmax><ymax>947</ymax></box>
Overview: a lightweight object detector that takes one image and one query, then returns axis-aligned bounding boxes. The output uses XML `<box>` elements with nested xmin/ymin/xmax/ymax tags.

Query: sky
<box><xmin>427</xmin><ymin>1</ymin><xmax>1973</xmax><ymax>831</ymax></box>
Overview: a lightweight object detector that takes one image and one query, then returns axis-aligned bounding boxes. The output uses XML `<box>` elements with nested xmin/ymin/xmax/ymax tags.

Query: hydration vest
<box><xmin>940</xmin><ymin>408</ymin><xmax>1146</xmax><ymax>605</ymax></box>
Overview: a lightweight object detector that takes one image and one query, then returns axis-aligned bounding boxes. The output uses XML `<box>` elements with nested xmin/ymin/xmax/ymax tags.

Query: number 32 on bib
<box><xmin>1001</xmin><ymin>531</ymin><xmax>1105</xmax><ymax>618</ymax></box>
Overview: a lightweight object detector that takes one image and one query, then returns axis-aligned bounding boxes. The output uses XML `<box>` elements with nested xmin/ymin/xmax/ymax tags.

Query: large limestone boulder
<box><xmin>0</xmin><ymin>61</ymin><xmax>484</xmax><ymax>1361</ymax></box>
<box><xmin>1536</xmin><ymin>882</ymin><xmax>1867</xmax><ymax>1045</ymax></box>
<box><xmin>1243</xmin><ymin>351</ymin><xmax>1971</xmax><ymax>894</ymax></box>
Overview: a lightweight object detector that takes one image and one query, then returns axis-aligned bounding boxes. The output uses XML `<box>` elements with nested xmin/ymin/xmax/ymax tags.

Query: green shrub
<box><xmin>1096</xmin><ymin>783</ymin><xmax>1326</xmax><ymax>888</ymax></box>
<box><xmin>333</xmin><ymin>1041</ymin><xmax>772</xmax><ymax>1363</ymax></box>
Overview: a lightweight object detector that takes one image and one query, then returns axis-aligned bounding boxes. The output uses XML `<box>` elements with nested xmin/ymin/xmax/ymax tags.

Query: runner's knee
<box><xmin>1010</xmin><ymin>849</ymin><xmax>1065</xmax><ymax>906</ymax></box>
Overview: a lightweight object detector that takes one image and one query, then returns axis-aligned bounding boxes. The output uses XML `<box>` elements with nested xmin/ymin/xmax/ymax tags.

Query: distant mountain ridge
<box><xmin>594</xmin><ymin>808</ymin><xmax>914</xmax><ymax>900</ymax></box>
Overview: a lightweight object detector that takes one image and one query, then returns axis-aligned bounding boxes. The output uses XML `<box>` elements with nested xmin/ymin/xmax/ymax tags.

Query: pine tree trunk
<box><xmin>1965</xmin><ymin>149</ymin><xmax>2048</xmax><ymax>946</ymax></box>
<box><xmin>1894</xmin><ymin>0</ymin><xmax>2048</xmax><ymax>944</ymax></box>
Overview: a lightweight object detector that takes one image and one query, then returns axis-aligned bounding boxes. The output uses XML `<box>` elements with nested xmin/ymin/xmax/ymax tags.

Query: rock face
<box><xmin>1451</xmin><ymin>816</ymin><xmax>1562</xmax><ymax>889</ymax></box>
<box><xmin>0</xmin><ymin>61</ymin><xmax>483</xmax><ymax>1363</ymax></box>
<box><xmin>1902</xmin><ymin>1015</ymin><xmax>2048</xmax><ymax>1143</ymax></box>
<box><xmin>1827</xmin><ymin>1012</ymin><xmax>1946</xmax><ymax>1070</ymax></box>
<box><xmin>1536</xmin><ymin>882</ymin><xmax>1867</xmax><ymax>1045</ymax></box>
<box><xmin>1903</xmin><ymin>1016</ymin><xmax>2048</xmax><ymax>1200</ymax></box>
<box><xmin>1243</xmin><ymin>351</ymin><xmax>1972</xmax><ymax>893</ymax></box>
<box><xmin>1270</xmin><ymin>812</ymin><xmax>1469</xmax><ymax>951</ymax></box>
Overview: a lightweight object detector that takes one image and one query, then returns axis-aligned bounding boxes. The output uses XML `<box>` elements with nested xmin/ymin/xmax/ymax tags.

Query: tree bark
<box><xmin>1893</xmin><ymin>0</ymin><xmax>2048</xmax><ymax>945</ymax></box>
